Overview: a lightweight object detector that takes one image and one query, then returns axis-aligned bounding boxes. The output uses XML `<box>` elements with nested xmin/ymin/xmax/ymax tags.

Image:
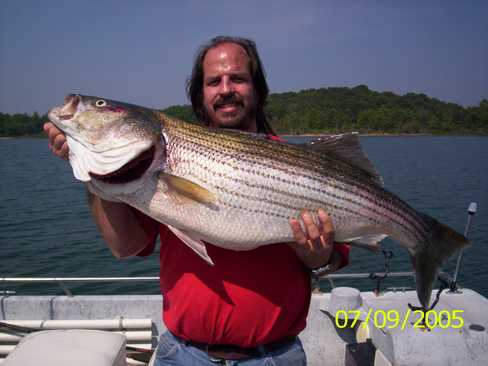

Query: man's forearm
<box><xmin>86</xmin><ymin>189</ymin><xmax>157</xmax><ymax>258</ymax></box>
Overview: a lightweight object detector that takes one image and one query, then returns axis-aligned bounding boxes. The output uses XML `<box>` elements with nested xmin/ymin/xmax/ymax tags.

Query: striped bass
<box><xmin>48</xmin><ymin>94</ymin><xmax>469</xmax><ymax>311</ymax></box>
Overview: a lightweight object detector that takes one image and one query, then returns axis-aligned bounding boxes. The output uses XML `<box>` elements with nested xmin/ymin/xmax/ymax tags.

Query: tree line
<box><xmin>2</xmin><ymin>86</ymin><xmax>487</xmax><ymax>136</ymax></box>
<box><xmin>265</xmin><ymin>85</ymin><xmax>488</xmax><ymax>135</ymax></box>
<box><xmin>0</xmin><ymin>112</ymin><xmax>47</xmax><ymax>137</ymax></box>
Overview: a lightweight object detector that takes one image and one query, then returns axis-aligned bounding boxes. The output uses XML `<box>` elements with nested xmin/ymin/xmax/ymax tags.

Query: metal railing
<box><xmin>0</xmin><ymin>273</ymin><xmax>415</xmax><ymax>297</ymax></box>
<box><xmin>1</xmin><ymin>202</ymin><xmax>477</xmax><ymax>297</ymax></box>
<box><xmin>0</xmin><ymin>277</ymin><xmax>159</xmax><ymax>297</ymax></box>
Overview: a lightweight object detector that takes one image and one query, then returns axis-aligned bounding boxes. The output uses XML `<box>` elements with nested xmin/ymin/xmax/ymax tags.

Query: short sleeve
<box><xmin>333</xmin><ymin>243</ymin><xmax>350</xmax><ymax>269</ymax></box>
<box><xmin>133</xmin><ymin>209</ymin><xmax>159</xmax><ymax>257</ymax></box>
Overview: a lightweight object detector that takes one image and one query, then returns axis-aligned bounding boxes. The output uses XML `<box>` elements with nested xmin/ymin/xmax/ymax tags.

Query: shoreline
<box><xmin>280</xmin><ymin>132</ymin><xmax>486</xmax><ymax>137</ymax></box>
<box><xmin>0</xmin><ymin>135</ymin><xmax>45</xmax><ymax>139</ymax></box>
<box><xmin>1</xmin><ymin>132</ymin><xmax>487</xmax><ymax>139</ymax></box>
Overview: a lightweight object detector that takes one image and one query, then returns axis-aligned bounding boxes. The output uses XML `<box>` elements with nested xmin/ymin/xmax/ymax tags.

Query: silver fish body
<box><xmin>48</xmin><ymin>94</ymin><xmax>469</xmax><ymax>310</ymax></box>
<box><xmin>145</xmin><ymin>120</ymin><xmax>426</xmax><ymax>250</ymax></box>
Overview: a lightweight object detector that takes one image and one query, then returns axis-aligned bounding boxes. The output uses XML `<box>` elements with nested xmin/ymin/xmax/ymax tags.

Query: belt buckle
<box><xmin>207</xmin><ymin>347</ymin><xmax>255</xmax><ymax>362</ymax></box>
<box><xmin>206</xmin><ymin>345</ymin><xmax>227</xmax><ymax>364</ymax></box>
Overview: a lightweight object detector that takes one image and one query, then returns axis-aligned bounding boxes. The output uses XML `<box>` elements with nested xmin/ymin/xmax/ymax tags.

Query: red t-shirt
<box><xmin>137</xmin><ymin>215</ymin><xmax>350</xmax><ymax>348</ymax></box>
<box><xmin>136</xmin><ymin>133</ymin><xmax>350</xmax><ymax>347</ymax></box>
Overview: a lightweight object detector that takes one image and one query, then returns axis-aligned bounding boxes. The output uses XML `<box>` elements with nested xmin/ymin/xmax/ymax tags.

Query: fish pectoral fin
<box><xmin>305</xmin><ymin>132</ymin><xmax>383</xmax><ymax>186</ymax></box>
<box><xmin>159</xmin><ymin>172</ymin><xmax>216</xmax><ymax>205</ymax></box>
<box><xmin>167</xmin><ymin>225</ymin><xmax>214</xmax><ymax>266</ymax></box>
<box><xmin>349</xmin><ymin>234</ymin><xmax>387</xmax><ymax>252</ymax></box>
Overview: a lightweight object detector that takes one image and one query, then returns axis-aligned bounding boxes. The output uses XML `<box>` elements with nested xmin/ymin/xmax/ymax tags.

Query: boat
<box><xmin>1</xmin><ymin>203</ymin><xmax>487</xmax><ymax>365</ymax></box>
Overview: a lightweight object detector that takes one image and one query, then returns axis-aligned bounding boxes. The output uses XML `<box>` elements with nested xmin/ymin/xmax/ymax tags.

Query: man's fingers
<box><xmin>290</xmin><ymin>208</ymin><xmax>335</xmax><ymax>253</ymax></box>
<box><xmin>301</xmin><ymin>209</ymin><xmax>321</xmax><ymax>240</ymax></box>
<box><xmin>318</xmin><ymin>208</ymin><xmax>334</xmax><ymax>240</ymax></box>
<box><xmin>44</xmin><ymin>121</ymin><xmax>69</xmax><ymax>160</ymax></box>
<box><xmin>59</xmin><ymin>142</ymin><xmax>69</xmax><ymax>159</ymax></box>
<box><xmin>44</xmin><ymin>122</ymin><xmax>62</xmax><ymax>142</ymax></box>
<box><xmin>47</xmin><ymin>126</ymin><xmax>59</xmax><ymax>143</ymax></box>
<box><xmin>44</xmin><ymin>122</ymin><xmax>56</xmax><ymax>137</ymax></box>
<box><xmin>53</xmin><ymin>133</ymin><xmax>66</xmax><ymax>150</ymax></box>
<box><xmin>289</xmin><ymin>218</ymin><xmax>308</xmax><ymax>245</ymax></box>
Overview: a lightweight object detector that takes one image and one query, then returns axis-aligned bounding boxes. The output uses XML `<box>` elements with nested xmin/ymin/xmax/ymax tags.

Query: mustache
<box><xmin>214</xmin><ymin>95</ymin><xmax>244</xmax><ymax>109</ymax></box>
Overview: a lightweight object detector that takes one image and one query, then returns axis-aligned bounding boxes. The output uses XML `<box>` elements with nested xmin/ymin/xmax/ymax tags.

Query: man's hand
<box><xmin>43</xmin><ymin>122</ymin><xmax>69</xmax><ymax>160</ymax></box>
<box><xmin>288</xmin><ymin>208</ymin><xmax>340</xmax><ymax>271</ymax></box>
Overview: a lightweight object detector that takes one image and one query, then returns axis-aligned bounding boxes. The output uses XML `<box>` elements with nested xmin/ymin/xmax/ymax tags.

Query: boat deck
<box><xmin>2</xmin><ymin>287</ymin><xmax>487</xmax><ymax>365</ymax></box>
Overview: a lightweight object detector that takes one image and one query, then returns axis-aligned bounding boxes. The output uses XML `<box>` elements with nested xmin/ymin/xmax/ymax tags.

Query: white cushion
<box><xmin>4</xmin><ymin>329</ymin><xmax>126</xmax><ymax>366</ymax></box>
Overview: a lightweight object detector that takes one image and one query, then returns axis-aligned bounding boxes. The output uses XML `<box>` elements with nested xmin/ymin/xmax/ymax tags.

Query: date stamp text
<box><xmin>335</xmin><ymin>309</ymin><xmax>464</xmax><ymax>330</ymax></box>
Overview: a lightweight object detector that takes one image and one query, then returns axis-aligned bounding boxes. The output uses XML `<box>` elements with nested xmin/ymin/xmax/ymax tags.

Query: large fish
<box><xmin>48</xmin><ymin>94</ymin><xmax>469</xmax><ymax>310</ymax></box>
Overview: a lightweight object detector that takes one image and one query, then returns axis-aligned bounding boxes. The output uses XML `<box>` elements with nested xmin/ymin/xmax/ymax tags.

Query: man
<box><xmin>44</xmin><ymin>36</ymin><xmax>349</xmax><ymax>365</ymax></box>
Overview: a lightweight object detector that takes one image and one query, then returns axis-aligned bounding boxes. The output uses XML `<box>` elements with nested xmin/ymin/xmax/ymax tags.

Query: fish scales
<box><xmin>164</xmin><ymin>118</ymin><xmax>430</xmax><ymax>247</ymax></box>
<box><xmin>168</xmin><ymin>118</ymin><xmax>430</xmax><ymax>238</ymax></box>
<box><xmin>172</xmin><ymin>130</ymin><xmax>421</xmax><ymax>243</ymax></box>
<box><xmin>48</xmin><ymin>94</ymin><xmax>469</xmax><ymax>310</ymax></box>
<box><xmin>168</xmin><ymin>134</ymin><xmax>352</xmax><ymax>221</ymax></box>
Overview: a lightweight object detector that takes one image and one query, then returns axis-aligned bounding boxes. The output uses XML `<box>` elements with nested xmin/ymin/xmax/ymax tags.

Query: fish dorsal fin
<box><xmin>167</xmin><ymin>225</ymin><xmax>214</xmax><ymax>265</ymax></box>
<box><xmin>306</xmin><ymin>132</ymin><xmax>383</xmax><ymax>186</ymax></box>
<box><xmin>159</xmin><ymin>172</ymin><xmax>216</xmax><ymax>205</ymax></box>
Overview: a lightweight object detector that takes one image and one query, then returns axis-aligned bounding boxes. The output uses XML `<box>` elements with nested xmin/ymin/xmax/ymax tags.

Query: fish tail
<box><xmin>412</xmin><ymin>214</ymin><xmax>469</xmax><ymax>310</ymax></box>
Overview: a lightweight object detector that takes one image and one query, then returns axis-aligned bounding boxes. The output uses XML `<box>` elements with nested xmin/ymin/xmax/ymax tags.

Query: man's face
<box><xmin>202</xmin><ymin>42</ymin><xmax>257</xmax><ymax>132</ymax></box>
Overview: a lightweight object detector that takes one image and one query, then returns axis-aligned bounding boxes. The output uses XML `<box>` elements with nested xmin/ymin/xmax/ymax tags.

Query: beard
<box><xmin>213</xmin><ymin>108</ymin><xmax>256</xmax><ymax>130</ymax></box>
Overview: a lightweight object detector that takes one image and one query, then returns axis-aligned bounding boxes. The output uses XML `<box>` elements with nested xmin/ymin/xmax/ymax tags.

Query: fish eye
<box><xmin>95</xmin><ymin>99</ymin><xmax>107</xmax><ymax>107</ymax></box>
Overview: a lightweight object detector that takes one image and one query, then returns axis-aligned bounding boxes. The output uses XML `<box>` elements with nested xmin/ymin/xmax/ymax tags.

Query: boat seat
<box><xmin>3</xmin><ymin>329</ymin><xmax>126</xmax><ymax>366</ymax></box>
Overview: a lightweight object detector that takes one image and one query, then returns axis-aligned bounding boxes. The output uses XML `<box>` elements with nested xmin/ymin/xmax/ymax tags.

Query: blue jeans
<box><xmin>153</xmin><ymin>331</ymin><xmax>307</xmax><ymax>365</ymax></box>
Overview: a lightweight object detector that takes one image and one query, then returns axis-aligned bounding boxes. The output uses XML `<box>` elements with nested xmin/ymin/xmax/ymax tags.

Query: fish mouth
<box><xmin>48</xmin><ymin>94</ymin><xmax>83</xmax><ymax>126</ymax></box>
<box><xmin>89</xmin><ymin>145</ymin><xmax>155</xmax><ymax>184</ymax></box>
<box><xmin>57</xmin><ymin>94</ymin><xmax>81</xmax><ymax>120</ymax></box>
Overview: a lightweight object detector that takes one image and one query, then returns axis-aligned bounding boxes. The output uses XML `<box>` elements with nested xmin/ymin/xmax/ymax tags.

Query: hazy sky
<box><xmin>1</xmin><ymin>0</ymin><xmax>486</xmax><ymax>114</ymax></box>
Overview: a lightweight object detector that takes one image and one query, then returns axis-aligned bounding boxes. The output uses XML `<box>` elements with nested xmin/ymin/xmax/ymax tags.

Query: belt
<box><xmin>185</xmin><ymin>335</ymin><xmax>297</xmax><ymax>361</ymax></box>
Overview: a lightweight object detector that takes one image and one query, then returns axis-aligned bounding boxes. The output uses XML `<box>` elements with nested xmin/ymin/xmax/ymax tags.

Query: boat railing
<box><xmin>0</xmin><ymin>271</ymin><xmax>414</xmax><ymax>297</ymax></box>
<box><xmin>1</xmin><ymin>202</ymin><xmax>477</xmax><ymax>297</ymax></box>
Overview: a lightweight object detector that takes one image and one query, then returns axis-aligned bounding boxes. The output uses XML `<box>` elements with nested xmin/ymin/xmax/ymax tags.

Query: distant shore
<box><xmin>0</xmin><ymin>134</ymin><xmax>44</xmax><ymax>139</ymax></box>
<box><xmin>279</xmin><ymin>132</ymin><xmax>487</xmax><ymax>138</ymax></box>
<box><xmin>1</xmin><ymin>132</ymin><xmax>487</xmax><ymax>139</ymax></box>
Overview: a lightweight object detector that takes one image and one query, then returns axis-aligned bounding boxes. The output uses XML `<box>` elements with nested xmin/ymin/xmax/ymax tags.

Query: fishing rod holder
<box><xmin>450</xmin><ymin>202</ymin><xmax>477</xmax><ymax>293</ymax></box>
<box><xmin>369</xmin><ymin>250</ymin><xmax>394</xmax><ymax>295</ymax></box>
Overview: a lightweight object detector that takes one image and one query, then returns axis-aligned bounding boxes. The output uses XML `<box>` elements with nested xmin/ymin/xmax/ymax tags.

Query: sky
<box><xmin>0</xmin><ymin>0</ymin><xmax>487</xmax><ymax>114</ymax></box>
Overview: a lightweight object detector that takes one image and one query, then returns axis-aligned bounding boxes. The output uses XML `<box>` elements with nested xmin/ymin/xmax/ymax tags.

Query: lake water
<box><xmin>0</xmin><ymin>136</ymin><xmax>487</xmax><ymax>297</ymax></box>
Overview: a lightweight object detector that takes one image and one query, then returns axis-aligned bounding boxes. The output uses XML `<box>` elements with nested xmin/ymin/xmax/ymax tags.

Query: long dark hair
<box><xmin>186</xmin><ymin>36</ymin><xmax>275</xmax><ymax>134</ymax></box>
